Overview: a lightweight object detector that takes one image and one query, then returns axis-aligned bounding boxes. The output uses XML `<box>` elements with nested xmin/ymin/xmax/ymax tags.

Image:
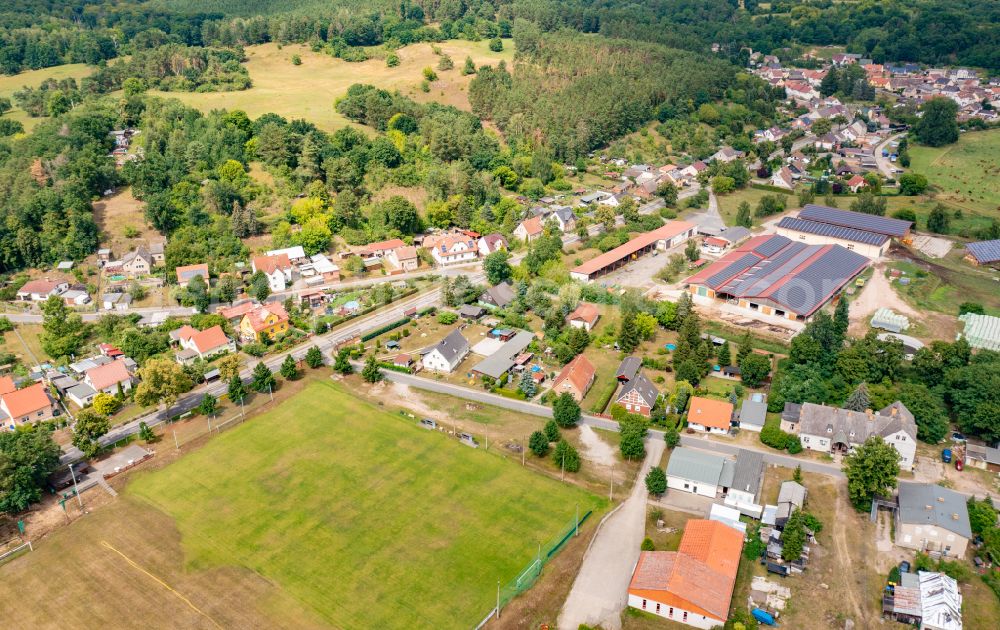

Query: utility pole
<box><xmin>173</xmin><ymin>430</ymin><xmax>179</xmax><ymax>449</ymax></box>
<box><xmin>522</xmin><ymin>436</ymin><xmax>525</xmax><ymax>466</ymax></box>
<box><xmin>609</xmin><ymin>466</ymin><xmax>614</xmax><ymax>502</ymax></box>
<box><xmin>496</xmin><ymin>578</ymin><xmax>500</xmax><ymax>619</ymax></box>
<box><xmin>268</xmin><ymin>382</ymin><xmax>273</xmax><ymax>402</ymax></box>
<box><xmin>483</xmin><ymin>421</ymin><xmax>488</xmax><ymax>451</ymax></box>
<box><xmin>576</xmin><ymin>503</ymin><xmax>579</xmax><ymax>536</ymax></box>
<box><xmin>68</xmin><ymin>464</ymin><xmax>83</xmax><ymax>509</ymax></box>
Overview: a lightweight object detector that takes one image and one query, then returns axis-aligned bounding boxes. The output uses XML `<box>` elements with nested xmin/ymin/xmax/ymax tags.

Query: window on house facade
<box><xmin>642</xmin><ymin>599</ymin><xmax>647</xmax><ymax>610</ymax></box>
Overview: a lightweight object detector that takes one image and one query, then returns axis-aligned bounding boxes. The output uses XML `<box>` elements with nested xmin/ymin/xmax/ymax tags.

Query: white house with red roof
<box><xmin>846</xmin><ymin>174</ymin><xmax>867</xmax><ymax>193</ymax></box>
<box><xmin>172</xmin><ymin>324</ymin><xmax>235</xmax><ymax>364</ymax></box>
<box><xmin>424</xmin><ymin>233</ymin><xmax>479</xmax><ymax>266</ymax></box>
<box><xmin>566</xmin><ymin>303</ymin><xmax>601</xmax><ymax>332</ymax></box>
<box><xmin>84</xmin><ymin>360</ymin><xmax>134</xmax><ymax>395</ymax></box>
<box><xmin>477</xmin><ymin>233</ymin><xmax>508</xmax><ymax>256</ymax></box>
<box><xmin>252</xmin><ymin>253</ymin><xmax>293</xmax><ymax>292</ymax></box>
<box><xmin>0</xmin><ymin>382</ymin><xmax>58</xmax><ymax>430</ymax></box>
<box><xmin>514</xmin><ymin>216</ymin><xmax>545</xmax><ymax>242</ymax></box>
<box><xmin>16</xmin><ymin>279</ymin><xmax>69</xmax><ymax>302</ymax></box>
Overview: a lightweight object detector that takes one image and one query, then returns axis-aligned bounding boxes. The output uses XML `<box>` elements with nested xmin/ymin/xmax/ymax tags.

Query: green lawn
<box><xmin>128</xmin><ymin>379</ymin><xmax>603</xmax><ymax>629</ymax></box>
<box><xmin>713</xmin><ymin>186</ymin><xmax>795</xmax><ymax>227</ymax></box>
<box><xmin>908</xmin><ymin>128</ymin><xmax>1000</xmax><ymax>219</ymax></box>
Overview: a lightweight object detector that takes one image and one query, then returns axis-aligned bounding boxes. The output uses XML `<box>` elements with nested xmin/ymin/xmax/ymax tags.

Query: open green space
<box><xmin>714</xmin><ymin>186</ymin><xmax>794</xmax><ymax>227</ymax></box>
<box><xmin>127</xmin><ymin>379</ymin><xmax>603</xmax><ymax>629</ymax></box>
<box><xmin>908</xmin><ymin>129</ymin><xmax>1000</xmax><ymax>219</ymax></box>
<box><xmin>0</xmin><ymin>63</ymin><xmax>92</xmax><ymax>132</ymax></box>
<box><xmin>147</xmin><ymin>40</ymin><xmax>513</xmax><ymax>132</ymax></box>
<box><xmin>888</xmin><ymin>253</ymin><xmax>1000</xmax><ymax>317</ymax></box>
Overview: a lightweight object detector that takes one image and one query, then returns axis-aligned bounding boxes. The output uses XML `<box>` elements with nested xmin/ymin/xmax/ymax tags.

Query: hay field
<box><xmin>909</xmin><ymin>128</ymin><xmax>1000</xmax><ymax>217</ymax></box>
<box><xmin>148</xmin><ymin>40</ymin><xmax>513</xmax><ymax>132</ymax></box>
<box><xmin>0</xmin><ymin>63</ymin><xmax>92</xmax><ymax>132</ymax></box>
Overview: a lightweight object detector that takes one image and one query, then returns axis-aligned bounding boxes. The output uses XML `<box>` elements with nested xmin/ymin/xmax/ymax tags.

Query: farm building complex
<box><xmin>796</xmin><ymin>204</ymin><xmax>913</xmax><ymax>241</ymax></box>
<box><xmin>570</xmin><ymin>221</ymin><xmax>697</xmax><ymax>282</ymax></box>
<box><xmin>684</xmin><ymin>234</ymin><xmax>870</xmax><ymax>321</ymax></box>
<box><xmin>964</xmin><ymin>239</ymin><xmax>1000</xmax><ymax>266</ymax></box>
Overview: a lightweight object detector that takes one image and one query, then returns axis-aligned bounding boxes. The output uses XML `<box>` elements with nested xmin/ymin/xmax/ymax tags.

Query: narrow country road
<box><xmin>558</xmin><ymin>439</ymin><xmax>665</xmax><ymax>630</ymax></box>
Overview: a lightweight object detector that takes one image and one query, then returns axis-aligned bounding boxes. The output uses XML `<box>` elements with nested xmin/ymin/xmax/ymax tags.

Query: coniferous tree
<box><xmin>844</xmin><ymin>382</ymin><xmax>871</xmax><ymax>412</ymax></box>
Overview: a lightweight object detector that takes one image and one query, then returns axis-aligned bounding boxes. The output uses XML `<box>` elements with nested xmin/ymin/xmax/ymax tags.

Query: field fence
<box><xmin>475</xmin><ymin>509</ymin><xmax>593</xmax><ymax>627</ymax></box>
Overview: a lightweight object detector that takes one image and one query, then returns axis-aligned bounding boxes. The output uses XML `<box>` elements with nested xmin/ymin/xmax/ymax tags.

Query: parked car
<box><xmin>458</xmin><ymin>432</ymin><xmax>479</xmax><ymax>448</ymax></box>
<box><xmin>419</xmin><ymin>418</ymin><xmax>437</xmax><ymax>430</ymax></box>
<box><xmin>899</xmin><ymin>560</ymin><xmax>911</xmax><ymax>574</ymax></box>
<box><xmin>951</xmin><ymin>431</ymin><xmax>966</xmax><ymax>442</ymax></box>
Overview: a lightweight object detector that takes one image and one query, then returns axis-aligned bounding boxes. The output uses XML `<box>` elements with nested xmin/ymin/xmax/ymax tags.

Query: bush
<box><xmin>645</xmin><ymin>466</ymin><xmax>667</xmax><ymax>495</ymax></box>
<box><xmin>641</xmin><ymin>537</ymin><xmax>655</xmax><ymax>551</ymax></box>
<box><xmin>437</xmin><ymin>311</ymin><xmax>458</xmax><ymax>325</ymax></box>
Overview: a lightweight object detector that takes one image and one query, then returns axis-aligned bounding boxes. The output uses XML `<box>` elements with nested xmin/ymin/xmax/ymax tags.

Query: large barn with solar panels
<box><xmin>774</xmin><ymin>204</ymin><xmax>914</xmax><ymax>258</ymax></box>
<box><xmin>684</xmin><ymin>234</ymin><xmax>870</xmax><ymax>321</ymax></box>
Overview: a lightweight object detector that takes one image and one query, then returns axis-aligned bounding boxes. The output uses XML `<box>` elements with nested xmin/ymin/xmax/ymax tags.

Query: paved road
<box><xmin>3</xmin><ymin>305</ymin><xmax>195</xmax><ymax>324</ymax></box>
<box><xmin>558</xmin><ymin>439</ymin><xmax>665</xmax><ymax>630</ymax></box>
<box><xmin>873</xmin><ymin>132</ymin><xmax>907</xmax><ymax>179</ymax></box>
<box><xmin>684</xmin><ymin>190</ymin><xmax>726</xmax><ymax>233</ymax></box>
<box><xmin>58</xmin><ymin>286</ymin><xmax>452</xmax><ymax>464</ymax></box>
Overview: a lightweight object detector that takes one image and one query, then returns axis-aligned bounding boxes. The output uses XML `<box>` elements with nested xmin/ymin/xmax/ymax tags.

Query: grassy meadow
<box><xmin>0</xmin><ymin>379</ymin><xmax>606</xmax><ymax>629</ymax></box>
<box><xmin>147</xmin><ymin>40</ymin><xmax>513</xmax><ymax>132</ymax></box>
<box><xmin>0</xmin><ymin>63</ymin><xmax>92</xmax><ymax>132</ymax></box>
<box><xmin>909</xmin><ymin>128</ymin><xmax>1000</xmax><ymax>218</ymax></box>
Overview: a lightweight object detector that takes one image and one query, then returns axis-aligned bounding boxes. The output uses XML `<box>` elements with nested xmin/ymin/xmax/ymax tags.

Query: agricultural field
<box><xmin>147</xmin><ymin>40</ymin><xmax>513</xmax><ymax>132</ymax></box>
<box><xmin>0</xmin><ymin>380</ymin><xmax>603</xmax><ymax>629</ymax></box>
<box><xmin>908</xmin><ymin>128</ymin><xmax>1000</xmax><ymax>219</ymax></box>
<box><xmin>0</xmin><ymin>63</ymin><xmax>92</xmax><ymax>132</ymax></box>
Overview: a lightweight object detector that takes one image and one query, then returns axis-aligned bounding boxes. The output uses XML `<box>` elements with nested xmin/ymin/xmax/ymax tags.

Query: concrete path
<box><xmin>683</xmin><ymin>190</ymin><xmax>726</xmax><ymax>233</ymax></box>
<box><xmin>557</xmin><ymin>439</ymin><xmax>665</xmax><ymax>630</ymax></box>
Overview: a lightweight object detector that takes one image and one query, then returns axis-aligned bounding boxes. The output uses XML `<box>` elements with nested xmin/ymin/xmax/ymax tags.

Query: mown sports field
<box><xmin>0</xmin><ymin>379</ymin><xmax>602</xmax><ymax>629</ymax></box>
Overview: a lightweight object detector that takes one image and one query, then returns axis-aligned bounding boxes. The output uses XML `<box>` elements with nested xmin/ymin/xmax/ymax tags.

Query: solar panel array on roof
<box><xmin>769</xmin><ymin>246</ymin><xmax>869</xmax><ymax>315</ymax></box>
<box><xmin>966</xmin><ymin>239</ymin><xmax>1000</xmax><ymax>264</ymax></box>
<box><xmin>706</xmin><ymin>252</ymin><xmax>761</xmax><ymax>288</ymax></box>
<box><xmin>752</xmin><ymin>234</ymin><xmax>792</xmax><ymax>257</ymax></box>
<box><xmin>724</xmin><ymin>243</ymin><xmax>816</xmax><ymax>297</ymax></box>
<box><xmin>777</xmin><ymin>216</ymin><xmax>889</xmax><ymax>246</ymax></box>
<box><xmin>799</xmin><ymin>204</ymin><xmax>911</xmax><ymax>237</ymax></box>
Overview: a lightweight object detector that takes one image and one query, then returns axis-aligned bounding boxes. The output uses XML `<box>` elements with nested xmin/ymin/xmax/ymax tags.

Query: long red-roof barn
<box><xmin>570</xmin><ymin>221</ymin><xmax>697</xmax><ymax>282</ymax></box>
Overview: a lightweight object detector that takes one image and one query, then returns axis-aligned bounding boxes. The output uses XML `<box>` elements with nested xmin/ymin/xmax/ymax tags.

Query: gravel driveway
<box><xmin>557</xmin><ymin>439</ymin><xmax>665</xmax><ymax>630</ymax></box>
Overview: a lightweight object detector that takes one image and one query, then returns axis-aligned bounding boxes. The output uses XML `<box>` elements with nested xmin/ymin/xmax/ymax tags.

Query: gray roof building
<box><xmin>798</xmin><ymin>401</ymin><xmax>917</xmax><ymax>446</ymax></box>
<box><xmin>897</xmin><ymin>482</ymin><xmax>972</xmax><ymax>540</ymax></box>
<box><xmin>470</xmin><ymin>331</ymin><xmax>533</xmax><ymax>379</ymax></box>
<box><xmin>777</xmin><ymin>216</ymin><xmax>889</xmax><ymax>247</ymax></box>
<box><xmin>799</xmin><ymin>204</ymin><xmax>912</xmax><ymax>238</ymax></box>
<box><xmin>965</xmin><ymin>239</ymin><xmax>1000</xmax><ymax>265</ymax></box>
<box><xmin>776</xmin><ymin>481</ymin><xmax>807</xmax><ymax>525</ymax></box>
<box><xmin>738</xmin><ymin>398</ymin><xmax>768</xmax><ymax>429</ymax></box>
<box><xmin>730</xmin><ymin>449</ymin><xmax>764</xmax><ymax>498</ymax></box>
<box><xmin>717</xmin><ymin>226</ymin><xmax>751</xmax><ymax>245</ymax></box>
<box><xmin>666</xmin><ymin>447</ymin><xmax>726</xmax><ymax>487</ymax></box>
<box><xmin>616</xmin><ymin>356</ymin><xmax>642</xmax><ymax>382</ymax></box>
<box><xmin>458</xmin><ymin>304</ymin><xmax>486</xmax><ymax>319</ymax></box>
<box><xmin>430</xmin><ymin>329</ymin><xmax>470</xmax><ymax>364</ymax></box>
<box><xmin>617</xmin><ymin>373</ymin><xmax>658</xmax><ymax>408</ymax></box>
<box><xmin>480</xmin><ymin>281</ymin><xmax>516</xmax><ymax>309</ymax></box>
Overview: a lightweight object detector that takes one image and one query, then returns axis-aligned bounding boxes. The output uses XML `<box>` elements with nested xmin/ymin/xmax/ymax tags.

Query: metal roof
<box><xmin>571</xmin><ymin>221</ymin><xmax>696</xmax><ymax>277</ymax></box>
<box><xmin>738</xmin><ymin>399</ymin><xmax>768</xmax><ymax>427</ymax></box>
<box><xmin>754</xmin><ymin>234</ymin><xmax>793</xmax><ymax>256</ymax></box>
<box><xmin>777</xmin><ymin>216</ymin><xmax>889</xmax><ymax>246</ymax></box>
<box><xmin>666</xmin><ymin>447</ymin><xmax>726</xmax><ymax>487</ymax></box>
<box><xmin>799</xmin><ymin>204</ymin><xmax>912</xmax><ymax>238</ymax></box>
<box><xmin>767</xmin><ymin>245</ymin><xmax>869</xmax><ymax>316</ymax></box>
<box><xmin>966</xmin><ymin>239</ymin><xmax>1000</xmax><ymax>264</ymax></box>
<box><xmin>731</xmin><ymin>449</ymin><xmax>763</xmax><ymax>495</ymax></box>
<box><xmin>897</xmin><ymin>482</ymin><xmax>972</xmax><ymax>539</ymax></box>
<box><xmin>616</xmin><ymin>356</ymin><xmax>641</xmax><ymax>381</ymax></box>
<box><xmin>705</xmin><ymin>252</ymin><xmax>761</xmax><ymax>288</ymax></box>
<box><xmin>470</xmin><ymin>331</ymin><xmax>533</xmax><ymax>379</ymax></box>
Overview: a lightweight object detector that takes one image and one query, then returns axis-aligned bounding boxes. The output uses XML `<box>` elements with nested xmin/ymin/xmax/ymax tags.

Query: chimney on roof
<box><xmin>891</xmin><ymin>406</ymin><xmax>899</xmax><ymax>417</ymax></box>
<box><xmin>866</xmin><ymin>409</ymin><xmax>874</xmax><ymax>420</ymax></box>
<box><xmin>937</xmin><ymin>496</ymin><xmax>945</xmax><ymax>503</ymax></box>
<box><xmin>952</xmin><ymin>513</ymin><xmax>959</xmax><ymax>520</ymax></box>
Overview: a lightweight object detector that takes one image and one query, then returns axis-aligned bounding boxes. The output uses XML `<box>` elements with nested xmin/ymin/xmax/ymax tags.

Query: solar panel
<box><xmin>724</xmin><ymin>242</ymin><xmax>811</xmax><ymax>297</ymax></box>
<box><xmin>799</xmin><ymin>204</ymin><xmax>912</xmax><ymax>237</ymax></box>
<box><xmin>706</xmin><ymin>253</ymin><xmax>761</xmax><ymax>288</ymax></box>
<box><xmin>777</xmin><ymin>216</ymin><xmax>889</xmax><ymax>246</ymax></box>
<box><xmin>966</xmin><ymin>239</ymin><xmax>1000</xmax><ymax>264</ymax></box>
<box><xmin>769</xmin><ymin>246</ymin><xmax>869</xmax><ymax>315</ymax></box>
<box><xmin>752</xmin><ymin>234</ymin><xmax>792</xmax><ymax>257</ymax></box>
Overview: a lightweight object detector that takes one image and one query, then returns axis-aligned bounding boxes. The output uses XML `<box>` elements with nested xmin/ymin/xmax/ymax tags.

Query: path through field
<box><xmin>557</xmin><ymin>440</ymin><xmax>665</xmax><ymax>630</ymax></box>
<box><xmin>831</xmin><ymin>483</ymin><xmax>866</xmax><ymax>626</ymax></box>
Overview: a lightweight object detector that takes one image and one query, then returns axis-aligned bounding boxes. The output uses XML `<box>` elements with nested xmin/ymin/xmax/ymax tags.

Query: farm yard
<box><xmin>0</xmin><ymin>379</ymin><xmax>604</xmax><ymax>629</ymax></box>
<box><xmin>147</xmin><ymin>40</ymin><xmax>513</xmax><ymax>133</ymax></box>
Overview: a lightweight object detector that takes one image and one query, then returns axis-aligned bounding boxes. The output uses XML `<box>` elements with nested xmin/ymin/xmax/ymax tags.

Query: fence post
<box><xmin>173</xmin><ymin>430</ymin><xmax>179</xmax><ymax>449</ymax></box>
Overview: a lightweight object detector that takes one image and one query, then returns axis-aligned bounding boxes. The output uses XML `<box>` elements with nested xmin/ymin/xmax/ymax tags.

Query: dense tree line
<box><xmin>469</xmin><ymin>31</ymin><xmax>738</xmax><ymax>160</ymax></box>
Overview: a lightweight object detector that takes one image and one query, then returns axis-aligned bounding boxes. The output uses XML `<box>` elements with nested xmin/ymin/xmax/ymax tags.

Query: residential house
<box><xmin>252</xmin><ymin>254</ymin><xmax>293</xmax><ymax>292</ymax></box>
<box><xmin>724</xmin><ymin>449</ymin><xmax>764</xmax><ymax>517</ymax></box>
<box><xmin>686</xmin><ymin>397</ymin><xmax>734</xmax><ymax>435</ymax></box>
<box><xmin>793</xmin><ymin>401</ymin><xmax>917</xmax><ymax>470</ymax></box>
<box><xmin>386</xmin><ymin>246</ymin><xmax>419</xmax><ymax>272</ymax></box>
<box><xmin>219</xmin><ymin>301</ymin><xmax>256</xmax><ymax>327</ymax></box>
<box><xmin>964</xmin><ymin>442</ymin><xmax>1000</xmax><ymax>472</ymax></box>
<box><xmin>666</xmin><ymin>447</ymin><xmax>730</xmax><ymax>498</ymax></box>
<box><xmin>514</xmin><ymin>216</ymin><xmax>545</xmax><ymax>242</ymax></box>
<box><xmin>480</xmin><ymin>281</ymin><xmax>516</xmax><ymax>309</ymax></box>
<box><xmin>238</xmin><ymin>303</ymin><xmax>290</xmax><ymax>343</ymax></box>
<box><xmin>16</xmin><ymin>279</ymin><xmax>69</xmax><ymax>302</ymax></box>
<box><xmin>680</xmin><ymin>161</ymin><xmax>708</xmax><ymax>179</ymax></box>
<box><xmin>578</xmin><ymin>191</ymin><xmax>614</xmax><ymax>207</ymax></box>
<box><xmin>359</xmin><ymin>238</ymin><xmax>407</xmax><ymax>258</ymax></box>
<box><xmin>173</xmin><ymin>325</ymin><xmax>235</xmax><ymax>364</ymax></box>
<box><xmin>121</xmin><ymin>246</ymin><xmax>154</xmax><ymax>277</ymax></box>
<box><xmin>265</xmin><ymin>246</ymin><xmax>307</xmax><ymax>263</ymax></box>
<box><xmin>701</xmin><ymin>236</ymin><xmax>730</xmax><ymax>255</ymax></box>
<box><xmin>477</xmin><ymin>233</ymin><xmax>508</xmax><ymax>256</ymax></box>
<box><xmin>149</xmin><ymin>241</ymin><xmax>165</xmax><ymax>264</ymax></box>
<box><xmin>0</xmin><ymin>383</ymin><xmax>58</xmax><ymax>430</ymax></box>
<box><xmin>549</xmin><ymin>206</ymin><xmax>576</xmax><ymax>233</ymax></box>
<box><xmin>616</xmin><ymin>373</ymin><xmax>658</xmax><ymax>417</ymax></box>
<box><xmin>771</xmin><ymin>166</ymin><xmax>795</xmax><ymax>190</ymax></box>
<box><xmin>737</xmin><ymin>395</ymin><xmax>768</xmax><ymax>432</ymax></box>
<box><xmin>551</xmin><ymin>354</ymin><xmax>596</xmax><ymax>401</ymax></box>
<box><xmin>709</xmin><ymin>147</ymin><xmax>743</xmax><ymax>163</ymax></box>
<box><xmin>566</xmin><ymin>302</ymin><xmax>600</xmax><ymax>332</ymax></box>
<box><xmin>426</xmin><ymin>234</ymin><xmax>478</xmax><ymax>266</ymax></box>
<box><xmin>84</xmin><ymin>360</ymin><xmax>133</xmax><ymax>395</ymax></box>
<box><xmin>846</xmin><ymin>174</ymin><xmax>867</xmax><ymax>193</ymax></box>
<box><xmin>59</xmin><ymin>286</ymin><xmax>91</xmax><ymax>306</ymax></box>
<box><xmin>896</xmin><ymin>483</ymin><xmax>971</xmax><ymax>558</ymax></box>
<box><xmin>458</xmin><ymin>305</ymin><xmax>485</xmax><ymax>320</ymax></box>
<box><xmin>65</xmin><ymin>383</ymin><xmax>97</xmax><ymax>408</ymax></box>
<box><xmin>175</xmin><ymin>263</ymin><xmax>209</xmax><ymax>288</ymax></box>
<box><xmin>627</xmin><ymin>520</ymin><xmax>743</xmax><ymax>629</ymax></box>
<box><xmin>304</xmin><ymin>254</ymin><xmax>340</xmax><ymax>282</ymax></box>
<box><xmin>421</xmin><ymin>329</ymin><xmax>470</xmax><ymax>373</ymax></box>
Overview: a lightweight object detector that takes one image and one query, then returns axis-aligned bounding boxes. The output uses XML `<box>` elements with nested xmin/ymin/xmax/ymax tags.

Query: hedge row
<box><xmin>589</xmin><ymin>380</ymin><xmax>619</xmax><ymax>414</ymax></box>
<box><xmin>750</xmin><ymin>183</ymin><xmax>795</xmax><ymax>195</ymax></box>
<box><xmin>377</xmin><ymin>362</ymin><xmax>414</xmax><ymax>374</ymax></box>
<box><xmin>361</xmin><ymin>316</ymin><xmax>412</xmax><ymax>342</ymax></box>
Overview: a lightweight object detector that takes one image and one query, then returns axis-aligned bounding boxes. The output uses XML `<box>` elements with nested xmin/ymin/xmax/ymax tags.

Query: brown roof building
<box><xmin>551</xmin><ymin>354</ymin><xmax>596</xmax><ymax>401</ymax></box>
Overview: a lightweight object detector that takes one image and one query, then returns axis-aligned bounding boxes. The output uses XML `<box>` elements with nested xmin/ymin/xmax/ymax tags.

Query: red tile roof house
<box><xmin>219</xmin><ymin>301</ymin><xmax>257</xmax><ymax>326</ymax></box>
<box><xmin>83</xmin><ymin>360</ymin><xmax>134</xmax><ymax>395</ymax></box>
<box><xmin>0</xmin><ymin>382</ymin><xmax>58</xmax><ymax>430</ymax></box>
<box><xmin>616</xmin><ymin>373</ymin><xmax>659</xmax><ymax>417</ymax></box>
<box><xmin>514</xmin><ymin>216</ymin><xmax>545</xmax><ymax>242</ymax></box>
<box><xmin>251</xmin><ymin>253</ymin><xmax>293</xmax><ymax>292</ymax></box>
<box><xmin>846</xmin><ymin>174</ymin><xmax>867</xmax><ymax>193</ymax></box>
<box><xmin>175</xmin><ymin>263</ymin><xmax>209</xmax><ymax>288</ymax></box>
<box><xmin>686</xmin><ymin>396</ymin><xmax>734</xmax><ymax>435</ymax></box>
<box><xmin>566</xmin><ymin>303</ymin><xmax>601</xmax><ymax>332</ymax></box>
<box><xmin>172</xmin><ymin>325</ymin><xmax>235</xmax><ymax>364</ymax></box>
<box><xmin>16</xmin><ymin>279</ymin><xmax>69</xmax><ymax>302</ymax></box>
<box><xmin>627</xmin><ymin>519</ymin><xmax>743</xmax><ymax>628</ymax></box>
<box><xmin>551</xmin><ymin>354</ymin><xmax>596</xmax><ymax>401</ymax></box>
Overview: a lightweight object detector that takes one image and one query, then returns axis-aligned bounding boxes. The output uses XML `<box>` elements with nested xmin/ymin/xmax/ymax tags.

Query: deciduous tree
<box><xmin>553</xmin><ymin>392</ymin><xmax>581</xmax><ymax>427</ymax></box>
<box><xmin>845</xmin><ymin>436</ymin><xmax>900</xmax><ymax>510</ymax></box>
<box><xmin>645</xmin><ymin>466</ymin><xmax>667</xmax><ymax>495</ymax></box>
<box><xmin>134</xmin><ymin>358</ymin><xmax>194</xmax><ymax>408</ymax></box>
